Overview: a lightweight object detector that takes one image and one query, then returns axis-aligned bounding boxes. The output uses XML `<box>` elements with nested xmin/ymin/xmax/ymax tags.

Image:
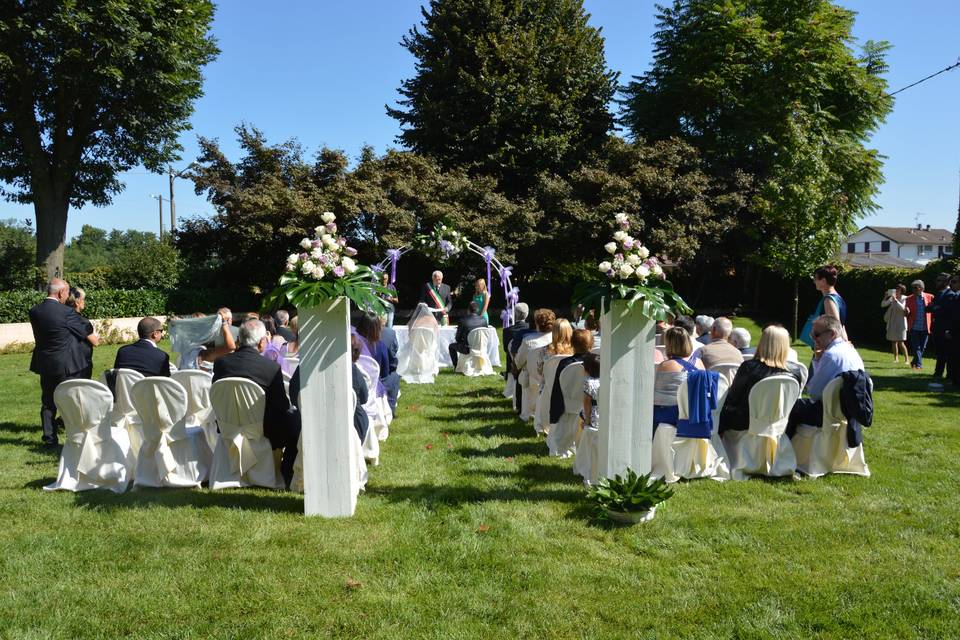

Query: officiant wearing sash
<box><xmin>421</xmin><ymin>270</ymin><xmax>453</xmax><ymax>326</ymax></box>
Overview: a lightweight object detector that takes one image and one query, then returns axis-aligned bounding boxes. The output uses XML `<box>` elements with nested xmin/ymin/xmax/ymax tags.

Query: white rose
<box><xmin>626</xmin><ymin>253</ymin><xmax>641</xmax><ymax>266</ymax></box>
<box><xmin>614</xmin><ymin>212</ymin><xmax>629</xmax><ymax>225</ymax></box>
<box><xmin>637</xmin><ymin>246</ymin><xmax>650</xmax><ymax>259</ymax></box>
<box><xmin>321</xmin><ymin>211</ymin><xmax>336</xmax><ymax>223</ymax></box>
<box><xmin>314</xmin><ymin>226</ymin><xmax>326</xmax><ymax>236</ymax></box>
<box><xmin>619</xmin><ymin>264</ymin><xmax>634</xmax><ymax>278</ymax></box>
<box><xmin>313</xmin><ymin>265</ymin><xmax>325</xmax><ymax>279</ymax></box>
<box><xmin>341</xmin><ymin>256</ymin><xmax>357</xmax><ymax>273</ymax></box>
<box><xmin>635</xmin><ymin>264</ymin><xmax>651</xmax><ymax>279</ymax></box>
<box><xmin>598</xmin><ymin>261</ymin><xmax>612</xmax><ymax>272</ymax></box>
<box><xmin>604</xmin><ymin>242</ymin><xmax>617</xmax><ymax>254</ymax></box>
<box><xmin>323</xmin><ymin>235</ymin><xmax>338</xmax><ymax>249</ymax></box>
<box><xmin>613</xmin><ymin>231</ymin><xmax>627</xmax><ymax>242</ymax></box>
<box><xmin>287</xmin><ymin>253</ymin><xmax>299</xmax><ymax>264</ymax></box>
<box><xmin>652</xmin><ymin>264</ymin><xmax>664</xmax><ymax>276</ymax></box>
<box><xmin>301</xmin><ymin>260</ymin><xmax>316</xmax><ymax>275</ymax></box>
<box><xmin>299</xmin><ymin>238</ymin><xmax>312</xmax><ymax>250</ymax></box>
<box><xmin>310</xmin><ymin>247</ymin><xmax>323</xmax><ymax>260</ymax></box>
<box><xmin>286</xmin><ymin>261</ymin><xmax>297</xmax><ymax>273</ymax></box>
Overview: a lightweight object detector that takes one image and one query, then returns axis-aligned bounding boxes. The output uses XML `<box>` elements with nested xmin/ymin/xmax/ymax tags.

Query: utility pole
<box><xmin>152</xmin><ymin>194</ymin><xmax>169</xmax><ymax>239</ymax></box>
<box><xmin>168</xmin><ymin>168</ymin><xmax>177</xmax><ymax>233</ymax></box>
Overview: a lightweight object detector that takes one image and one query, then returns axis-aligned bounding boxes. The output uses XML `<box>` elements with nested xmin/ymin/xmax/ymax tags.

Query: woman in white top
<box><xmin>881</xmin><ymin>284</ymin><xmax>908</xmax><ymax>363</ymax></box>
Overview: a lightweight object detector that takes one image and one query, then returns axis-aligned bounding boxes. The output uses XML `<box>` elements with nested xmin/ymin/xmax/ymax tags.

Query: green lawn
<box><xmin>1</xmin><ymin>323</ymin><xmax>958</xmax><ymax>638</ymax></box>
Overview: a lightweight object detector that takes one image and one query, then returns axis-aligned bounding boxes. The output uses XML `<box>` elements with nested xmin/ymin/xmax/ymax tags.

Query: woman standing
<box><xmin>881</xmin><ymin>284</ymin><xmax>908</xmax><ymax>363</ymax></box>
<box><xmin>802</xmin><ymin>265</ymin><xmax>848</xmax><ymax>347</ymax></box>
<box><xmin>473</xmin><ymin>278</ymin><xmax>490</xmax><ymax>325</ymax></box>
<box><xmin>65</xmin><ymin>287</ymin><xmax>99</xmax><ymax>379</ymax></box>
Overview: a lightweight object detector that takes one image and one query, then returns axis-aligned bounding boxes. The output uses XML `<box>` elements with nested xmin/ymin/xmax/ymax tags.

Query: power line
<box><xmin>889</xmin><ymin>59</ymin><xmax>960</xmax><ymax>96</ymax></box>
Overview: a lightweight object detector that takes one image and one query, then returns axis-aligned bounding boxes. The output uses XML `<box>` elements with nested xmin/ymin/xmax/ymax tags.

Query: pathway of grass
<box><xmin>1</xmin><ymin>327</ymin><xmax>958</xmax><ymax>638</ymax></box>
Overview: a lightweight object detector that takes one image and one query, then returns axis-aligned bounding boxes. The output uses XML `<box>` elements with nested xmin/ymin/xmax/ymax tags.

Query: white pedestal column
<box><xmin>297</xmin><ymin>298</ymin><xmax>358</xmax><ymax>517</ymax></box>
<box><xmin>598</xmin><ymin>299</ymin><xmax>655</xmax><ymax>479</ymax></box>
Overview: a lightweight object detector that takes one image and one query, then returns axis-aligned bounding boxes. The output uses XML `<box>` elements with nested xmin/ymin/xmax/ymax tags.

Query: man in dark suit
<box><xmin>379</xmin><ymin>315</ymin><xmax>399</xmax><ymax>375</ymax></box>
<box><xmin>113</xmin><ymin>317</ymin><xmax>172</xmax><ymax>377</ymax></box>
<box><xmin>420</xmin><ymin>270</ymin><xmax>453</xmax><ymax>325</ymax></box>
<box><xmin>213</xmin><ymin>319</ymin><xmax>297</xmax><ymax>482</ymax></box>
<box><xmin>29</xmin><ymin>279</ymin><xmax>91</xmax><ymax>446</ymax></box>
<box><xmin>274</xmin><ymin>310</ymin><xmax>296</xmax><ymax>343</ymax></box>
<box><xmin>448</xmin><ymin>301</ymin><xmax>487</xmax><ymax>368</ymax></box>
<box><xmin>502</xmin><ymin>303</ymin><xmax>530</xmax><ymax>375</ymax></box>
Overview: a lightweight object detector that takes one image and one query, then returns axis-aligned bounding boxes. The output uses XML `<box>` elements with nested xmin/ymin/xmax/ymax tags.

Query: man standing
<box><xmin>698</xmin><ymin>317</ymin><xmax>744</xmax><ymax>369</ymax></box>
<box><xmin>448</xmin><ymin>301</ymin><xmax>487</xmax><ymax>368</ymax></box>
<box><xmin>29</xmin><ymin>279</ymin><xmax>90</xmax><ymax>446</ymax></box>
<box><xmin>947</xmin><ymin>274</ymin><xmax>960</xmax><ymax>388</ymax></box>
<box><xmin>904</xmin><ymin>279</ymin><xmax>934</xmax><ymax>370</ymax></box>
<box><xmin>114</xmin><ymin>317</ymin><xmax>172</xmax><ymax>377</ymax></box>
<box><xmin>787</xmin><ymin>315</ymin><xmax>865</xmax><ymax>436</ymax></box>
<box><xmin>420</xmin><ymin>270</ymin><xmax>452</xmax><ymax>326</ymax></box>
<box><xmin>929</xmin><ymin>273</ymin><xmax>955</xmax><ymax>379</ymax></box>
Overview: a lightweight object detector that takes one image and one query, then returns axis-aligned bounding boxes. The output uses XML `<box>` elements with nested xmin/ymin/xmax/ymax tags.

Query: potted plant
<box><xmin>586</xmin><ymin>468</ymin><xmax>673</xmax><ymax>524</ymax></box>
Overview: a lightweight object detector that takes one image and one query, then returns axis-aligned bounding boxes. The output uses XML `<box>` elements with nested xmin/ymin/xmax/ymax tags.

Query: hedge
<box><xmin>0</xmin><ymin>288</ymin><xmax>262</xmax><ymax>324</ymax></box>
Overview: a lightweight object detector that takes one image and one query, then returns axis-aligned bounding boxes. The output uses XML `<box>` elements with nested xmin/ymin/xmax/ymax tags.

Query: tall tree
<box><xmin>387</xmin><ymin>0</ymin><xmax>618</xmax><ymax>193</ymax></box>
<box><xmin>0</xmin><ymin>1</ymin><xmax>218</xmax><ymax>281</ymax></box>
<box><xmin>621</xmin><ymin>0</ymin><xmax>893</xmax><ymax>293</ymax></box>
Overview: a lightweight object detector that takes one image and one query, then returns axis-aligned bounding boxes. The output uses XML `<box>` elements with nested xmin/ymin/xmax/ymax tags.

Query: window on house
<box><xmin>880</xmin><ymin>241</ymin><xmax>890</xmax><ymax>252</ymax></box>
<box><xmin>918</xmin><ymin>245</ymin><xmax>933</xmax><ymax>255</ymax></box>
<box><xmin>864</xmin><ymin>242</ymin><xmax>871</xmax><ymax>253</ymax></box>
<box><xmin>847</xmin><ymin>243</ymin><xmax>855</xmax><ymax>253</ymax></box>
<box><xmin>945</xmin><ymin>246</ymin><xmax>954</xmax><ymax>256</ymax></box>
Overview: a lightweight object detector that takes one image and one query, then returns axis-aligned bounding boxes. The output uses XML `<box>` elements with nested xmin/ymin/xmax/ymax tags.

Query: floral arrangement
<box><xmin>263</xmin><ymin>212</ymin><xmax>389</xmax><ymax>311</ymax></box>
<box><xmin>573</xmin><ymin>212</ymin><xmax>690</xmax><ymax>320</ymax></box>
<box><xmin>413</xmin><ymin>223</ymin><xmax>467</xmax><ymax>263</ymax></box>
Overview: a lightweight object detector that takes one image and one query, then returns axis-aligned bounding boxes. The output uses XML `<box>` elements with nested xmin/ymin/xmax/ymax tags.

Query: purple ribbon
<box><xmin>506</xmin><ymin>287</ymin><xmax>520</xmax><ymax>305</ymax></box>
<box><xmin>501</xmin><ymin>308</ymin><xmax>512</xmax><ymax>327</ymax></box>
<box><xmin>386</xmin><ymin>248</ymin><xmax>401</xmax><ymax>284</ymax></box>
<box><xmin>482</xmin><ymin>246</ymin><xmax>495</xmax><ymax>291</ymax></box>
<box><xmin>499</xmin><ymin>265</ymin><xmax>515</xmax><ymax>328</ymax></box>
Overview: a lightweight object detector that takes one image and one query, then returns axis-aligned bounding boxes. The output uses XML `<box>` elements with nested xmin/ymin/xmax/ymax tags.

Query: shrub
<box><xmin>0</xmin><ymin>219</ymin><xmax>37</xmax><ymax>290</ymax></box>
<box><xmin>64</xmin><ymin>267</ymin><xmax>113</xmax><ymax>291</ymax></box>
<box><xmin>108</xmin><ymin>240</ymin><xmax>182</xmax><ymax>291</ymax></box>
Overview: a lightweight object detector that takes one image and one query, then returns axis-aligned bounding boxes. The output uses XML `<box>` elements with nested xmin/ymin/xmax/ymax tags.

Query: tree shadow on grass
<box><xmin>456</xmin><ymin>440</ymin><xmax>546</xmax><ymax>459</ymax></box>
<box><xmin>70</xmin><ymin>487</ymin><xmax>303</xmax><ymax>514</ymax></box>
<box><xmin>467</xmin><ymin>461</ymin><xmax>580</xmax><ymax>485</ymax></box>
<box><xmin>463</xmin><ymin>419</ymin><xmax>531</xmax><ymax>440</ymax></box>
<box><xmin>367</xmin><ymin>482</ymin><xmax>583</xmax><ymax>509</ymax></box>
<box><xmin>0</xmin><ymin>421</ymin><xmax>38</xmax><ymax>435</ymax></box>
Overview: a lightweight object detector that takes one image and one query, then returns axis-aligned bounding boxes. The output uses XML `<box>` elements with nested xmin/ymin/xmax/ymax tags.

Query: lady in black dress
<box><xmin>65</xmin><ymin>287</ymin><xmax>99</xmax><ymax>379</ymax></box>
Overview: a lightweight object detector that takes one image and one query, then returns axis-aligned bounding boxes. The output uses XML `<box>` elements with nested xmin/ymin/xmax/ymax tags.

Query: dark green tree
<box><xmin>621</xmin><ymin>0</ymin><xmax>894</xmax><ymax>308</ymax></box>
<box><xmin>0</xmin><ymin>218</ymin><xmax>35</xmax><ymax>289</ymax></box>
<box><xmin>387</xmin><ymin>0</ymin><xmax>618</xmax><ymax>193</ymax></box>
<box><xmin>0</xmin><ymin>1</ymin><xmax>218</xmax><ymax>282</ymax></box>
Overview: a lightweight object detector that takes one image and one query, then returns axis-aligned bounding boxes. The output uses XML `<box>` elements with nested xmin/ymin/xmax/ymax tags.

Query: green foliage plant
<box><xmin>586</xmin><ymin>468</ymin><xmax>674</xmax><ymax>523</ymax></box>
<box><xmin>0</xmin><ymin>219</ymin><xmax>35</xmax><ymax>290</ymax></box>
<box><xmin>0</xmin><ymin>0</ymin><xmax>219</xmax><ymax>281</ymax></box>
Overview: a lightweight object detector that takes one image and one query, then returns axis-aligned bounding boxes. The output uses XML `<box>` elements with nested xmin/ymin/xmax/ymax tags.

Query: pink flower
<box><xmin>311</xmin><ymin>239</ymin><xmax>322</xmax><ymax>249</ymax></box>
<box><xmin>299</xmin><ymin>252</ymin><xmax>308</xmax><ymax>261</ymax></box>
<box><xmin>325</xmin><ymin>222</ymin><xmax>337</xmax><ymax>233</ymax></box>
<box><xmin>333</xmin><ymin>265</ymin><xmax>345</xmax><ymax>277</ymax></box>
<box><xmin>344</xmin><ymin>246</ymin><xmax>358</xmax><ymax>256</ymax></box>
<box><xmin>623</xmin><ymin>238</ymin><xmax>635</xmax><ymax>249</ymax></box>
<box><xmin>337</xmin><ymin>236</ymin><xmax>347</xmax><ymax>246</ymax></box>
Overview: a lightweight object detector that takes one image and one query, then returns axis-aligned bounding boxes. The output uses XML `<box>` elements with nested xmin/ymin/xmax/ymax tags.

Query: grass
<box><xmin>1</xmin><ymin>321</ymin><xmax>958</xmax><ymax>638</ymax></box>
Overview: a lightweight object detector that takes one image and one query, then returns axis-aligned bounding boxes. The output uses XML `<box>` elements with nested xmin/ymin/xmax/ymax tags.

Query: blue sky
<box><xmin>5</xmin><ymin>0</ymin><xmax>959</xmax><ymax>240</ymax></box>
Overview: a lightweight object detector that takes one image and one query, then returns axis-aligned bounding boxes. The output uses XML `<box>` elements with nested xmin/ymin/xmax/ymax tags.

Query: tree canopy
<box><xmin>0</xmin><ymin>0</ymin><xmax>218</xmax><ymax>281</ymax></box>
<box><xmin>387</xmin><ymin>0</ymin><xmax>618</xmax><ymax>193</ymax></box>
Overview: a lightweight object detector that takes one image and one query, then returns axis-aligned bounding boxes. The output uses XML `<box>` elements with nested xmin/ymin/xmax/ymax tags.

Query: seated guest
<box><xmin>694</xmin><ymin>315</ymin><xmax>715</xmax><ymax>346</ymax></box>
<box><xmin>379</xmin><ymin>314</ymin><xmax>399</xmax><ymax>375</ymax></box>
<box><xmin>259</xmin><ymin>315</ymin><xmax>292</xmax><ymax>376</ymax></box>
<box><xmin>197</xmin><ymin>308</ymin><xmax>237</xmax><ymax>368</ymax></box>
<box><xmin>274</xmin><ymin>310</ymin><xmax>296</xmax><ymax>343</ymax></box>
<box><xmin>213</xmin><ymin>319</ymin><xmax>296</xmax><ymax>482</ymax></box>
<box><xmin>729</xmin><ymin>327</ymin><xmax>755</xmax><ymax>355</ymax></box>
<box><xmin>448</xmin><ymin>301</ymin><xmax>487</xmax><ymax>368</ymax></box>
<box><xmin>286</xmin><ymin>315</ymin><xmax>299</xmax><ymax>356</ymax></box>
<box><xmin>584</xmin><ymin>311</ymin><xmax>601</xmax><ymax>348</ymax></box>
<box><xmin>718</xmin><ymin>325</ymin><xmax>802</xmax><ymax>434</ymax></box>
<box><xmin>787</xmin><ymin>315</ymin><xmax>865</xmax><ymax>437</ymax></box>
<box><xmin>502</xmin><ymin>303</ymin><xmax>530</xmax><ymax>373</ymax></box>
<box><xmin>355</xmin><ymin>311</ymin><xmax>400</xmax><ymax>413</ymax></box>
<box><xmin>550</xmin><ymin>328</ymin><xmax>594</xmax><ymax>425</ymax></box>
<box><xmin>537</xmin><ymin>318</ymin><xmax>574</xmax><ymax>379</ymax></box>
<box><xmin>654</xmin><ymin>327</ymin><xmax>704</xmax><ymax>432</ymax></box>
<box><xmin>514</xmin><ymin>308</ymin><xmax>556</xmax><ymax>376</ymax></box>
<box><xmin>114</xmin><ymin>317</ymin><xmax>171</xmax><ymax>377</ymax></box>
<box><xmin>581</xmin><ymin>352</ymin><xmax>600</xmax><ymax>428</ymax></box>
<box><xmin>699</xmin><ymin>317</ymin><xmax>744</xmax><ymax>368</ymax></box>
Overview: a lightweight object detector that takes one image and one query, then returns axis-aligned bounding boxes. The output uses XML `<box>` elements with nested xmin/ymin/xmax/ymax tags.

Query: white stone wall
<box><xmin>0</xmin><ymin>316</ymin><xmax>167</xmax><ymax>349</ymax></box>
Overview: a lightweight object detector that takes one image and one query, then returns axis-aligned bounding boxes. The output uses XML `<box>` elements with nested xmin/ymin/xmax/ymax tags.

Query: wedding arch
<box><xmin>374</xmin><ymin>224</ymin><xmax>519</xmax><ymax>327</ymax></box>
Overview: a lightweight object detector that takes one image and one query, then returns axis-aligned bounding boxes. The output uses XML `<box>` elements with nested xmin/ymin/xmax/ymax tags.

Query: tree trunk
<box><xmin>792</xmin><ymin>278</ymin><xmax>799</xmax><ymax>341</ymax></box>
<box><xmin>33</xmin><ymin>194</ymin><xmax>70</xmax><ymax>285</ymax></box>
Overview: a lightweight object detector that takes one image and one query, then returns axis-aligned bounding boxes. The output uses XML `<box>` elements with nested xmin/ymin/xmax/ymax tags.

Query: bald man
<box><xmin>29</xmin><ymin>279</ymin><xmax>92</xmax><ymax>446</ymax></box>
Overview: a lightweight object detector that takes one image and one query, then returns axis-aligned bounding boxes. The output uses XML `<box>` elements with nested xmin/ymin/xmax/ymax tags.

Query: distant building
<box><xmin>842</xmin><ymin>225</ymin><xmax>954</xmax><ymax>266</ymax></box>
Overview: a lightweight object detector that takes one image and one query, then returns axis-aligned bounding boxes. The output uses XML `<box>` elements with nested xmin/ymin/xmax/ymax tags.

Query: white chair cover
<box><xmin>651</xmin><ymin>377</ymin><xmax>730</xmax><ymax>483</ymax></box>
<box><xmin>172</xmin><ymin>370</ymin><xmax>217</xmax><ymax>451</ymax></box>
<box><xmin>101</xmin><ymin>368</ymin><xmax>145</xmax><ymax>464</ymax></box>
<box><xmin>455</xmin><ymin>328</ymin><xmax>495</xmax><ymax>377</ymax></box>
<box><xmin>516</xmin><ymin>334</ymin><xmax>551</xmax><ymax>420</ymax></box>
<box><xmin>573</xmin><ymin>426</ymin><xmax>599</xmax><ymax>485</ymax></box>
<box><xmin>398</xmin><ymin>326</ymin><xmax>439</xmax><ymax>384</ymax></box>
<box><xmin>208</xmin><ymin>378</ymin><xmax>283</xmax><ymax>490</ymax></box>
<box><xmin>547</xmin><ymin>362</ymin><xmax>584</xmax><ymax>458</ymax></box>
<box><xmin>724</xmin><ymin>375</ymin><xmax>800</xmax><ymax>480</ymax></box>
<box><xmin>792</xmin><ymin>377</ymin><xmax>870</xmax><ymax>478</ymax></box>
<box><xmin>44</xmin><ymin>380</ymin><xmax>131</xmax><ymax>493</ymax></box>
<box><xmin>503</xmin><ymin>372</ymin><xmax>515</xmax><ymax>399</ymax></box>
<box><xmin>130</xmin><ymin>377</ymin><xmax>211</xmax><ymax>488</ymax></box>
<box><xmin>357</xmin><ymin>355</ymin><xmax>390</xmax><ymax>443</ymax></box>
<box><xmin>710</xmin><ymin>362</ymin><xmax>741</xmax><ymax>387</ymax></box>
<box><xmin>292</xmin><ymin>390</ymin><xmax>368</xmax><ymax>493</ymax></box>
<box><xmin>535</xmin><ymin>355</ymin><xmax>564</xmax><ymax>435</ymax></box>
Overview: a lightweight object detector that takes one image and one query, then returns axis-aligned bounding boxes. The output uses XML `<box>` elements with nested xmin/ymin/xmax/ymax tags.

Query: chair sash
<box><xmin>210</xmin><ymin>378</ymin><xmax>269</xmax><ymax>479</ymax></box>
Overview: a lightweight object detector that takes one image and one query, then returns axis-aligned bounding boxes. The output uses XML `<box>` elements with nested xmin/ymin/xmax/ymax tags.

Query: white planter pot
<box><xmin>606</xmin><ymin>505</ymin><xmax>657</xmax><ymax>525</ymax></box>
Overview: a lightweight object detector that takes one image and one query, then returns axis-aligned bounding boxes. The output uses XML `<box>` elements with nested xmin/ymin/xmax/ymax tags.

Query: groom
<box><xmin>421</xmin><ymin>270</ymin><xmax>453</xmax><ymax>326</ymax></box>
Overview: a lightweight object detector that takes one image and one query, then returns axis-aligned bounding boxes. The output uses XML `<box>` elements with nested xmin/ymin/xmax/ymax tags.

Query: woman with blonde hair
<box><xmin>652</xmin><ymin>326</ymin><xmax>704</xmax><ymax>432</ymax></box>
<box><xmin>473</xmin><ymin>278</ymin><xmax>490</xmax><ymax>325</ymax></box>
<box><xmin>718</xmin><ymin>325</ymin><xmax>803</xmax><ymax>435</ymax></box>
<box><xmin>538</xmin><ymin>318</ymin><xmax>574</xmax><ymax>376</ymax></box>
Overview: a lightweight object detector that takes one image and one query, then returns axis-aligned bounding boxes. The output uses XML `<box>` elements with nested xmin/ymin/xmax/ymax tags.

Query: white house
<box><xmin>842</xmin><ymin>225</ymin><xmax>954</xmax><ymax>266</ymax></box>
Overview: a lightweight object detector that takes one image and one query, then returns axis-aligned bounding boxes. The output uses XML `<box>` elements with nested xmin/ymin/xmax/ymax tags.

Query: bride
<box><xmin>398</xmin><ymin>303</ymin><xmax>441</xmax><ymax>383</ymax></box>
